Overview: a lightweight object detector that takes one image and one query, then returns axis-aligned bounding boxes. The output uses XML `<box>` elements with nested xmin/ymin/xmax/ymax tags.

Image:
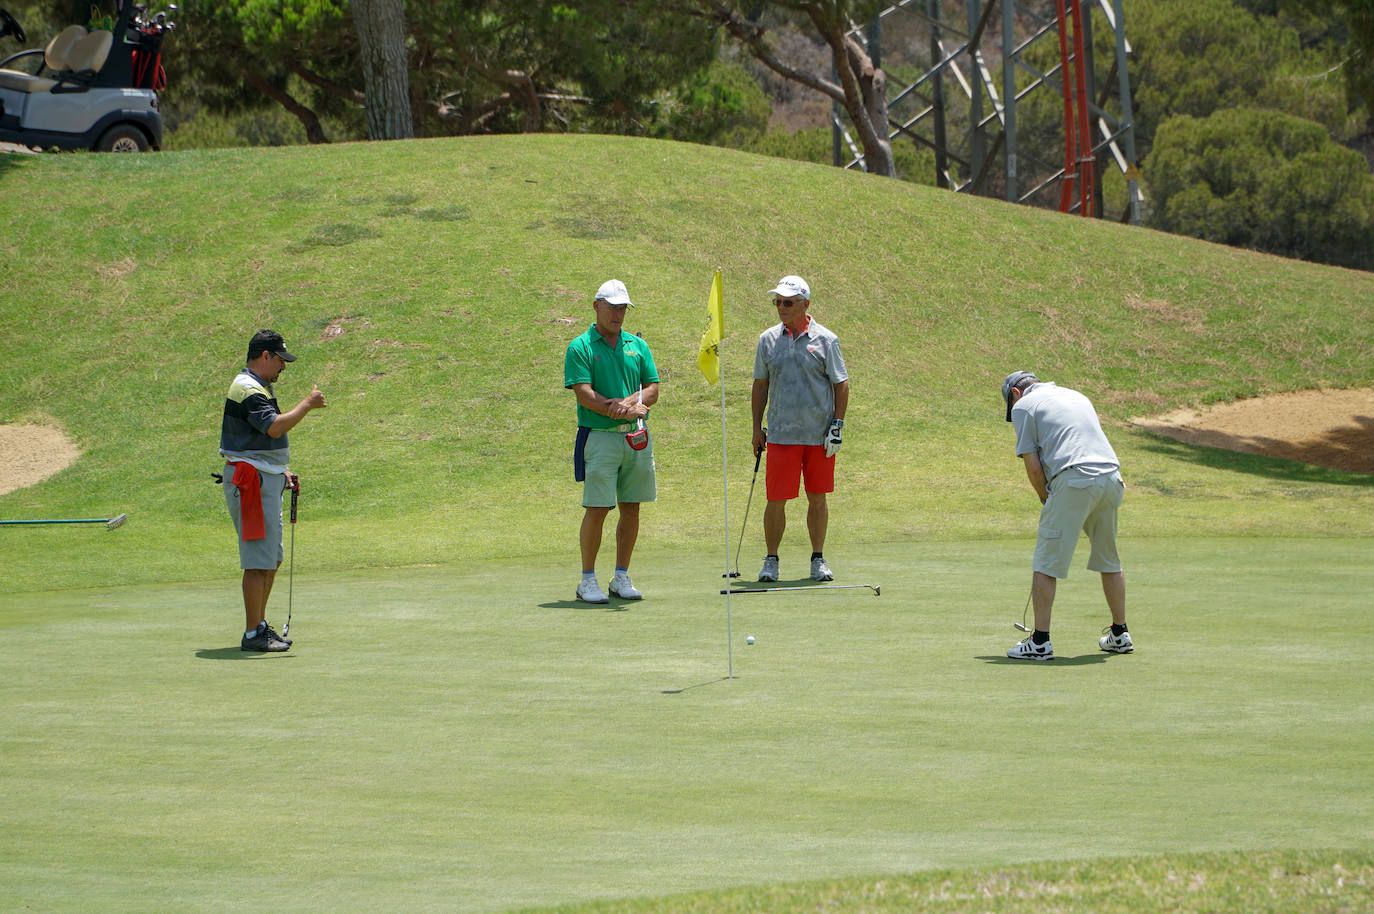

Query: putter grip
<box><xmin>289</xmin><ymin>489</ymin><xmax>298</xmax><ymax>524</ymax></box>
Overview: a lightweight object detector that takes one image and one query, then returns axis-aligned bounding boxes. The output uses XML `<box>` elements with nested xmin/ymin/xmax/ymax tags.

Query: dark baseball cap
<box><xmin>248</xmin><ymin>329</ymin><xmax>296</xmax><ymax>361</ymax></box>
<box><xmin>1002</xmin><ymin>371</ymin><xmax>1038</xmax><ymax>421</ymax></box>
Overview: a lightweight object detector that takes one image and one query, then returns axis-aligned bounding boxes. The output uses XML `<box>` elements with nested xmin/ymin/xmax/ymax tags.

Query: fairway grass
<box><xmin>527</xmin><ymin>850</ymin><xmax>1373</xmax><ymax>913</ymax></box>
<box><xmin>2</xmin><ymin>538</ymin><xmax>1369</xmax><ymax>912</ymax></box>
<box><xmin>2</xmin><ymin>132</ymin><xmax>1371</xmax><ymax>912</ymax></box>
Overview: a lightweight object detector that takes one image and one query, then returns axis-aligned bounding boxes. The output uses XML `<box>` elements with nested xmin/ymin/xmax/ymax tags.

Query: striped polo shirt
<box><xmin>220</xmin><ymin>368</ymin><xmax>289</xmax><ymax>474</ymax></box>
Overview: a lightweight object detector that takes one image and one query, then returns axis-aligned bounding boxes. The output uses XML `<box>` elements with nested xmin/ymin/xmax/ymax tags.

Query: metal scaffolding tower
<box><xmin>835</xmin><ymin>0</ymin><xmax>1141</xmax><ymax>224</ymax></box>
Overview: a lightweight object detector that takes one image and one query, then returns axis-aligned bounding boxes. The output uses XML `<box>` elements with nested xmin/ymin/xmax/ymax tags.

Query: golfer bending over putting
<box><xmin>752</xmin><ymin>275</ymin><xmax>849</xmax><ymax>583</ymax></box>
<box><xmin>220</xmin><ymin>330</ymin><xmax>326</xmax><ymax>652</ymax></box>
<box><xmin>564</xmin><ymin>279</ymin><xmax>660</xmax><ymax>603</ymax></box>
<box><xmin>1001</xmin><ymin>371</ymin><xmax>1132</xmax><ymax>661</ymax></box>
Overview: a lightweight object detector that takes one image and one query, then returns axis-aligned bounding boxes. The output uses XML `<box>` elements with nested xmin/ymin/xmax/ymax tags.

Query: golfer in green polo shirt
<box><xmin>564</xmin><ymin>279</ymin><xmax>660</xmax><ymax>603</ymax></box>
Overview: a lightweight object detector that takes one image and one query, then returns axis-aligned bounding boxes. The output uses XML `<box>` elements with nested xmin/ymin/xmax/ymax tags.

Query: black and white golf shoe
<box><xmin>241</xmin><ymin>624</ymin><xmax>291</xmax><ymax>652</ymax></box>
<box><xmin>1006</xmin><ymin>636</ymin><xmax>1054</xmax><ymax>661</ymax></box>
<box><xmin>1099</xmin><ymin>627</ymin><xmax>1133</xmax><ymax>653</ymax></box>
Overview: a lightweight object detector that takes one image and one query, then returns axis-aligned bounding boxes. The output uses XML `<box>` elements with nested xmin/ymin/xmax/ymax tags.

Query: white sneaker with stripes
<box><xmin>1006</xmin><ymin>636</ymin><xmax>1054</xmax><ymax>661</ymax></box>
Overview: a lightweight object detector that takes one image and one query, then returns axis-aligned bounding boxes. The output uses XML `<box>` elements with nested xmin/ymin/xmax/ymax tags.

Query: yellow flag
<box><xmin>696</xmin><ymin>270</ymin><xmax>724</xmax><ymax>384</ymax></box>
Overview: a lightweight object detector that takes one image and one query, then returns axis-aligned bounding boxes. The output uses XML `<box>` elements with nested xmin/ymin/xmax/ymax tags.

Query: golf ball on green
<box><xmin>745</xmin><ymin>635</ymin><xmax>755</xmax><ymax>645</ymax></box>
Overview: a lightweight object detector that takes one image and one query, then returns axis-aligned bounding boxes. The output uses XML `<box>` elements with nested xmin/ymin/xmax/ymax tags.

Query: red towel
<box><xmin>229</xmin><ymin>462</ymin><xmax>265</xmax><ymax>541</ymax></box>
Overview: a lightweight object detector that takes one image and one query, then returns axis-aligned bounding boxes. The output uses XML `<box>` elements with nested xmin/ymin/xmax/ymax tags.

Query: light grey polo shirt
<box><xmin>754</xmin><ymin>316</ymin><xmax>848</xmax><ymax>445</ymax></box>
<box><xmin>1011</xmin><ymin>382</ymin><xmax>1119</xmax><ymax>483</ymax></box>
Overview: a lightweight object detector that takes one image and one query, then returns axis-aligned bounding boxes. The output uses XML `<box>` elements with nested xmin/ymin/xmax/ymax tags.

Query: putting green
<box><xmin>0</xmin><ymin>537</ymin><xmax>1369</xmax><ymax>912</ymax></box>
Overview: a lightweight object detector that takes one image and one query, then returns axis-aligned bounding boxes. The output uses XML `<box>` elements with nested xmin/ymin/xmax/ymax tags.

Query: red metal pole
<box><xmin>1055</xmin><ymin>0</ymin><xmax>1076</xmax><ymax>213</ymax></box>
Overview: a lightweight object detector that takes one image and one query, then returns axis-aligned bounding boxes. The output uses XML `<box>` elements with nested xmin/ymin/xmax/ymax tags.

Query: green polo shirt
<box><xmin>564</xmin><ymin>324</ymin><xmax>659</xmax><ymax>430</ymax></box>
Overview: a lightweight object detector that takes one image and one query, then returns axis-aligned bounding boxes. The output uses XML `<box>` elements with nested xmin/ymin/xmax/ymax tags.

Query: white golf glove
<box><xmin>824</xmin><ymin>419</ymin><xmax>843</xmax><ymax>458</ymax></box>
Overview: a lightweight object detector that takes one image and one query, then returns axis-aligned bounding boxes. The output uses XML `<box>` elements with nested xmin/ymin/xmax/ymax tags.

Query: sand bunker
<box><xmin>1129</xmin><ymin>388</ymin><xmax>1374</xmax><ymax>475</ymax></box>
<box><xmin>0</xmin><ymin>425</ymin><xmax>82</xmax><ymax>496</ymax></box>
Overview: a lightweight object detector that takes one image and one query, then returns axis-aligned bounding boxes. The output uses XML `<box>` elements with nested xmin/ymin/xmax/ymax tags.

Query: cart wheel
<box><xmin>97</xmin><ymin>124</ymin><xmax>150</xmax><ymax>153</ymax></box>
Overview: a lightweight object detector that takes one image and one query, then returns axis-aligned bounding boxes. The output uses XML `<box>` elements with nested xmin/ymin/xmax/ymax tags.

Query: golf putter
<box><xmin>283</xmin><ymin>474</ymin><xmax>299</xmax><ymax>638</ymax></box>
<box><xmin>725</xmin><ymin>437</ymin><xmax>765</xmax><ymax>578</ymax></box>
<box><xmin>1014</xmin><ymin>590</ymin><xmax>1031</xmax><ymax>632</ymax></box>
<box><xmin>722</xmin><ymin>583</ymin><xmax>881</xmax><ymax>596</ymax></box>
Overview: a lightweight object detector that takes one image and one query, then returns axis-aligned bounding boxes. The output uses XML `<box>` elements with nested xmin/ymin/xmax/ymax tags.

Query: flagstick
<box><xmin>721</xmin><ymin>332</ymin><xmax>734</xmax><ymax>680</ymax></box>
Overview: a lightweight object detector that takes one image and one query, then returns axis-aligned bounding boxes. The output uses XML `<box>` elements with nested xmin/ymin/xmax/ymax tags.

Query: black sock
<box><xmin>811</xmin><ymin>552</ymin><xmax>823</xmax><ymax>561</ymax></box>
<box><xmin>1111</xmin><ymin>624</ymin><xmax>1127</xmax><ymax>636</ymax></box>
<box><xmin>1032</xmin><ymin>630</ymin><xmax>1050</xmax><ymax>645</ymax></box>
<box><xmin>766</xmin><ymin>554</ymin><xmax>778</xmax><ymax>560</ymax></box>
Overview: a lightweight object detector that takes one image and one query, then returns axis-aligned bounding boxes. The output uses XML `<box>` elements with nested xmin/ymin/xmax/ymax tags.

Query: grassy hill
<box><xmin>0</xmin><ymin>137</ymin><xmax>1371</xmax><ymax>913</ymax></box>
<box><xmin>1</xmin><ymin>135</ymin><xmax>1370</xmax><ymax>592</ymax></box>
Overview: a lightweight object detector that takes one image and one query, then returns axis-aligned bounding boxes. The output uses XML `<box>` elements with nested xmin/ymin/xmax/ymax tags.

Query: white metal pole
<box><xmin>720</xmin><ymin>329</ymin><xmax>733</xmax><ymax>679</ymax></box>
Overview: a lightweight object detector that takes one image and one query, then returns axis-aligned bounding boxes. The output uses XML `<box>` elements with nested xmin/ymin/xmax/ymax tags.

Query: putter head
<box><xmin>1013</xmin><ymin>622</ymin><xmax>1031</xmax><ymax>632</ymax></box>
<box><xmin>722</xmin><ymin>571</ymin><xmax>741</xmax><ymax>578</ymax></box>
<box><xmin>873</xmin><ymin>585</ymin><xmax>881</xmax><ymax>596</ymax></box>
<box><xmin>106</xmin><ymin>513</ymin><xmax>127</xmax><ymax>531</ymax></box>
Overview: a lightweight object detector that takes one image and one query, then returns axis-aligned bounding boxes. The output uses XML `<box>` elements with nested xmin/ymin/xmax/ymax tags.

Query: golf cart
<box><xmin>0</xmin><ymin>2</ymin><xmax>173</xmax><ymax>152</ymax></box>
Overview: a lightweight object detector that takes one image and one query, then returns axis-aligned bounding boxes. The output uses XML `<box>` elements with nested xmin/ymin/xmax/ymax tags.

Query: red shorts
<box><xmin>765</xmin><ymin>443</ymin><xmax>835</xmax><ymax>501</ymax></box>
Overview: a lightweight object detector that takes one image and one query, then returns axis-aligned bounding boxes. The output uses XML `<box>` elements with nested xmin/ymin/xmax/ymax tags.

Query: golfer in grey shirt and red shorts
<box><xmin>751</xmin><ymin>275</ymin><xmax>849</xmax><ymax>583</ymax></box>
<box><xmin>1001</xmin><ymin>371</ymin><xmax>1132</xmax><ymax>661</ymax></box>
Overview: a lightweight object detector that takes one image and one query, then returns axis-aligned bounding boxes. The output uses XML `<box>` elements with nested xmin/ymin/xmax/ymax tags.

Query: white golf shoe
<box><xmin>810</xmin><ymin>556</ymin><xmax>833</xmax><ymax>581</ymax></box>
<box><xmin>576</xmin><ymin>576</ymin><xmax>608</xmax><ymax>604</ymax></box>
<box><xmin>1006</xmin><ymin>636</ymin><xmax>1054</xmax><ymax>661</ymax></box>
<box><xmin>609</xmin><ymin>571</ymin><xmax>643</xmax><ymax>600</ymax></box>
<box><xmin>1099</xmin><ymin>627</ymin><xmax>1134</xmax><ymax>653</ymax></box>
<box><xmin>758</xmin><ymin>555</ymin><xmax>779</xmax><ymax>582</ymax></box>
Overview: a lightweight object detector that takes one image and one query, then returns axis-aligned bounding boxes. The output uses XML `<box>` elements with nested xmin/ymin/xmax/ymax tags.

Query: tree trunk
<box><xmin>239</xmin><ymin>69</ymin><xmax>329</xmax><ymax>144</ymax></box>
<box><xmin>694</xmin><ymin>0</ymin><xmax>896</xmax><ymax>177</ymax></box>
<box><xmin>351</xmin><ymin>0</ymin><xmax>414</xmax><ymax>140</ymax></box>
<box><xmin>821</xmin><ymin>20</ymin><xmax>895</xmax><ymax>177</ymax></box>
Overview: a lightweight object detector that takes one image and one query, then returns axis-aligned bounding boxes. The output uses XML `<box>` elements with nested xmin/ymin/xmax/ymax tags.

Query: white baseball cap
<box><xmin>768</xmin><ymin>275</ymin><xmax>810</xmax><ymax>299</ymax></box>
<box><xmin>595</xmin><ymin>279</ymin><xmax>633</xmax><ymax>306</ymax></box>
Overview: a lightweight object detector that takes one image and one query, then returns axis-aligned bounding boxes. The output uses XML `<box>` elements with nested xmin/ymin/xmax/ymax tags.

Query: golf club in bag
<box><xmin>0</xmin><ymin>513</ymin><xmax>127</xmax><ymax>530</ymax></box>
<box><xmin>283</xmin><ymin>473</ymin><xmax>299</xmax><ymax>638</ymax></box>
<box><xmin>724</xmin><ymin>437</ymin><xmax>765</xmax><ymax>579</ymax></box>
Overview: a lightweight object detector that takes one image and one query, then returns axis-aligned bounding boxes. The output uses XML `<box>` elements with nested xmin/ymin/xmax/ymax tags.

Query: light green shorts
<box><xmin>582</xmin><ymin>428</ymin><xmax>657</xmax><ymax>508</ymax></box>
<box><xmin>1032</xmin><ymin>468</ymin><xmax>1123</xmax><ymax>579</ymax></box>
<box><xmin>223</xmin><ymin>465</ymin><xmax>286</xmax><ymax>570</ymax></box>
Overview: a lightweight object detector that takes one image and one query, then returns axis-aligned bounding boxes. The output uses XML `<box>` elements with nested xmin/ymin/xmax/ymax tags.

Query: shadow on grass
<box><xmin>0</xmin><ymin>149</ymin><xmax>37</xmax><ymax>175</ymax></box>
<box><xmin>195</xmin><ymin>647</ymin><xmax>296</xmax><ymax>660</ymax></box>
<box><xmin>976</xmin><ymin>654</ymin><xmax>1109</xmax><ymax>666</ymax></box>
<box><xmin>537</xmin><ymin>598</ymin><xmax>633</xmax><ymax>612</ymax></box>
<box><xmin>1133</xmin><ymin>429</ymin><xmax>1374</xmax><ymax>487</ymax></box>
<box><xmin>662</xmin><ymin>676</ymin><xmax>734</xmax><ymax>695</ymax></box>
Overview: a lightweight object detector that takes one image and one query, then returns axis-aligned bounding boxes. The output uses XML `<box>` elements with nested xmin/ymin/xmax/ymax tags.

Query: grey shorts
<box><xmin>1032</xmin><ymin>468</ymin><xmax>1123</xmax><ymax>579</ymax></box>
<box><xmin>223</xmin><ymin>464</ymin><xmax>286</xmax><ymax>570</ymax></box>
<box><xmin>581</xmin><ymin>429</ymin><xmax>657</xmax><ymax>508</ymax></box>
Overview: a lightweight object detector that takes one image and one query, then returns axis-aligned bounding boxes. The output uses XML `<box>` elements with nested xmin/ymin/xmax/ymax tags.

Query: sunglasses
<box><xmin>773</xmin><ymin>297</ymin><xmax>805</xmax><ymax>308</ymax></box>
